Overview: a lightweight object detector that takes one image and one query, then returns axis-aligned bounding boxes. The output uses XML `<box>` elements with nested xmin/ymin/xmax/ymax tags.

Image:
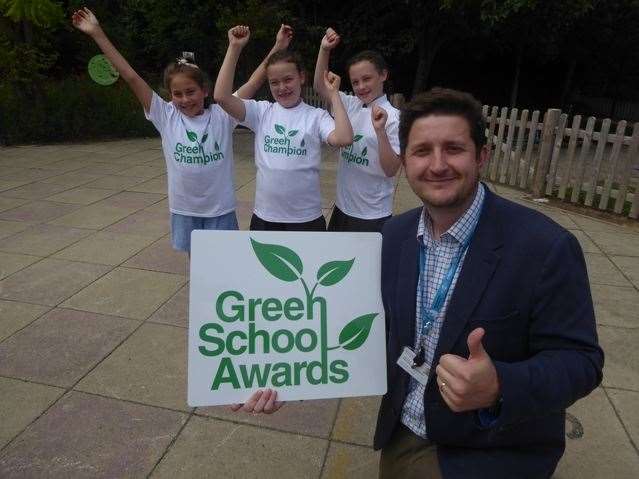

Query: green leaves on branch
<box><xmin>274</xmin><ymin>124</ymin><xmax>286</xmax><ymax>134</ymax></box>
<box><xmin>250</xmin><ymin>238</ymin><xmax>303</xmax><ymax>282</ymax></box>
<box><xmin>336</xmin><ymin>313</ymin><xmax>378</xmax><ymax>351</ymax></box>
<box><xmin>0</xmin><ymin>0</ymin><xmax>64</xmax><ymax>27</ymax></box>
<box><xmin>316</xmin><ymin>259</ymin><xmax>354</xmax><ymax>286</ymax></box>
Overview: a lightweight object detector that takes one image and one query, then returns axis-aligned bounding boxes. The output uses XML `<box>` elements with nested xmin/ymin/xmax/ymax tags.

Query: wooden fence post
<box><xmin>532</xmin><ymin>108</ymin><xmax>561</xmax><ymax>197</ymax></box>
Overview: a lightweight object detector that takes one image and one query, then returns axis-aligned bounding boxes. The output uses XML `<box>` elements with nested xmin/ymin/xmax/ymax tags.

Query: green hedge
<box><xmin>0</xmin><ymin>77</ymin><xmax>159</xmax><ymax>145</ymax></box>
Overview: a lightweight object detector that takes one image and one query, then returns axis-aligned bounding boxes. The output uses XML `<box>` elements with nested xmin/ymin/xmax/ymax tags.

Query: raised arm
<box><xmin>236</xmin><ymin>24</ymin><xmax>293</xmax><ymax>100</ymax></box>
<box><xmin>313</xmin><ymin>28</ymin><xmax>340</xmax><ymax>102</ymax></box>
<box><xmin>72</xmin><ymin>7</ymin><xmax>152</xmax><ymax>112</ymax></box>
<box><xmin>214</xmin><ymin>26</ymin><xmax>251</xmax><ymax>122</ymax></box>
<box><xmin>325</xmin><ymin>71</ymin><xmax>354</xmax><ymax>147</ymax></box>
<box><xmin>372</xmin><ymin>106</ymin><xmax>401</xmax><ymax>177</ymax></box>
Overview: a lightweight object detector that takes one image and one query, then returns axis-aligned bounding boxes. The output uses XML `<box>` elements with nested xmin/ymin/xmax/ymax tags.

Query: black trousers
<box><xmin>327</xmin><ymin>205</ymin><xmax>391</xmax><ymax>233</ymax></box>
<box><xmin>249</xmin><ymin>214</ymin><xmax>326</xmax><ymax>231</ymax></box>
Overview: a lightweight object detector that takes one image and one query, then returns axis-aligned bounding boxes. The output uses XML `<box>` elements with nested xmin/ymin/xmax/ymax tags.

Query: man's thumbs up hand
<box><xmin>435</xmin><ymin>328</ymin><xmax>501</xmax><ymax>413</ymax></box>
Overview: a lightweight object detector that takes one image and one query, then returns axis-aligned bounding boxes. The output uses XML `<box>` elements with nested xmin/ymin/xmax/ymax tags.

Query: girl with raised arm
<box><xmin>72</xmin><ymin>8</ymin><xmax>291</xmax><ymax>252</ymax></box>
<box><xmin>314</xmin><ymin>28</ymin><xmax>401</xmax><ymax>233</ymax></box>
<box><xmin>214</xmin><ymin>25</ymin><xmax>353</xmax><ymax>231</ymax></box>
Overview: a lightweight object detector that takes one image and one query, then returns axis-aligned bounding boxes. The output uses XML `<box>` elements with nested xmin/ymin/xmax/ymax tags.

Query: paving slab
<box><xmin>0</xmin><ymin>308</ymin><xmax>138</xmax><ymax>387</ymax></box>
<box><xmin>151</xmin><ymin>417</ymin><xmax>327</xmax><ymax>479</ymax></box>
<box><xmin>83</xmin><ymin>175</ymin><xmax>145</xmax><ymax>190</ymax></box>
<box><xmin>96</xmin><ymin>191</ymin><xmax>166</xmax><ymax>210</ymax></box>
<box><xmin>198</xmin><ymin>398</ymin><xmax>340</xmax><ymax>439</ymax></box>
<box><xmin>0</xmin><ymin>180</ymin><xmax>30</xmax><ymax>193</ymax></box>
<box><xmin>44</xmin><ymin>187</ymin><xmax>119</xmax><ymax>205</ymax></box>
<box><xmin>113</xmin><ymin>165</ymin><xmax>164</xmax><ymax>180</ymax></box>
<box><xmin>0</xmin><ymin>168</ymin><xmax>59</xmax><ymax>182</ymax></box>
<box><xmin>0</xmin><ymin>252</ymin><xmax>40</xmax><ymax>280</ymax></box>
<box><xmin>75</xmin><ymin>162</ymin><xmax>130</xmax><ymax>175</ymax></box>
<box><xmin>0</xmin><ymin>224</ymin><xmax>94</xmax><ymax>256</ymax></box>
<box><xmin>0</xmin><ymin>391</ymin><xmax>187</xmax><ymax>479</ymax></box>
<box><xmin>127</xmin><ymin>176</ymin><xmax>168</xmax><ymax>194</ymax></box>
<box><xmin>0</xmin><ymin>198</ymin><xmax>29</xmax><ymax>213</ymax></box>
<box><xmin>587</xmin><ymin>230</ymin><xmax>639</xmax><ymax>257</ymax></box>
<box><xmin>149</xmin><ymin>284</ymin><xmax>189</xmax><ymax>328</ymax></box>
<box><xmin>0</xmin><ymin>259</ymin><xmax>110</xmax><ymax>306</ymax></box>
<box><xmin>610</xmin><ymin>255</ymin><xmax>639</xmax><ymax>289</ymax></box>
<box><xmin>52</xmin><ymin>231</ymin><xmax>156</xmax><ymax>266</ymax></box>
<box><xmin>0</xmin><ymin>300</ymin><xmax>50</xmax><ymax>342</ymax></box>
<box><xmin>569</xmin><ymin>215</ymin><xmax>639</xmax><ymax>235</ymax></box>
<box><xmin>606</xmin><ymin>388</ymin><xmax>639</xmax><ymax>448</ymax></box>
<box><xmin>40</xmin><ymin>171</ymin><xmax>102</xmax><ymax>188</ymax></box>
<box><xmin>583</xmin><ymin>253</ymin><xmax>633</xmax><ymax>287</ymax></box>
<box><xmin>0</xmin><ymin>377</ymin><xmax>64</xmax><ymax>449</ymax></box>
<box><xmin>0</xmin><ymin>201</ymin><xmax>80</xmax><ymax>223</ymax></box>
<box><xmin>332</xmin><ymin>396</ymin><xmax>381</xmax><ymax>446</ymax></box>
<box><xmin>39</xmin><ymin>158</ymin><xmax>94</xmax><ymax>173</ymax></box>
<box><xmin>0</xmin><ymin>182</ymin><xmax>71</xmax><ymax>200</ymax></box>
<box><xmin>104</xmin><ymin>209</ymin><xmax>169</xmax><ymax>239</ymax></box>
<box><xmin>76</xmin><ymin>323</ymin><xmax>188</xmax><ymax>411</ymax></box>
<box><xmin>592</xmin><ymin>284</ymin><xmax>639</xmax><ymax>329</ymax></box>
<box><xmin>143</xmin><ymin>198</ymin><xmax>170</xmax><ymax>213</ymax></box>
<box><xmin>62</xmin><ymin>267</ymin><xmax>185</xmax><ymax>320</ymax></box>
<box><xmin>48</xmin><ymin>203</ymin><xmax>138</xmax><ymax>229</ymax></box>
<box><xmin>598</xmin><ymin>326</ymin><xmax>639</xmax><ymax>391</ymax></box>
<box><xmin>570</xmin><ymin>230</ymin><xmax>602</xmax><ymax>254</ymax></box>
<box><xmin>123</xmin><ymin>236</ymin><xmax>188</xmax><ymax>275</ymax></box>
<box><xmin>321</xmin><ymin>441</ymin><xmax>380</xmax><ymax>479</ymax></box>
<box><xmin>0</xmin><ymin>220</ymin><xmax>31</xmax><ymax>240</ymax></box>
<box><xmin>554</xmin><ymin>388</ymin><xmax>639</xmax><ymax>478</ymax></box>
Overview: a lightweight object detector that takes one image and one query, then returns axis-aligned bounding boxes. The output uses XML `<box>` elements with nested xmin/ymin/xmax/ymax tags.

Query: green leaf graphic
<box><xmin>300</xmin><ymin>139</ymin><xmax>305</xmax><ymax>147</ymax></box>
<box><xmin>288</xmin><ymin>129</ymin><xmax>298</xmax><ymax>137</ymax></box>
<box><xmin>338</xmin><ymin>313</ymin><xmax>378</xmax><ymax>350</ymax></box>
<box><xmin>353</xmin><ymin>134</ymin><xmax>363</xmax><ymax>142</ymax></box>
<box><xmin>214</xmin><ymin>141</ymin><xmax>220</xmax><ymax>151</ymax></box>
<box><xmin>201</xmin><ymin>134</ymin><xmax>208</xmax><ymax>143</ymax></box>
<box><xmin>186</xmin><ymin>130</ymin><xmax>197</xmax><ymax>142</ymax></box>
<box><xmin>316</xmin><ymin>258</ymin><xmax>354</xmax><ymax>286</ymax></box>
<box><xmin>362</xmin><ymin>146</ymin><xmax>368</xmax><ymax>156</ymax></box>
<box><xmin>274</xmin><ymin>124</ymin><xmax>286</xmax><ymax>135</ymax></box>
<box><xmin>250</xmin><ymin>238</ymin><xmax>303</xmax><ymax>282</ymax></box>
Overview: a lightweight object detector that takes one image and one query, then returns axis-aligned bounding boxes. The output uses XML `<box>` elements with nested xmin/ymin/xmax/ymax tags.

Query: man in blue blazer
<box><xmin>375</xmin><ymin>88</ymin><xmax>604</xmax><ymax>479</ymax></box>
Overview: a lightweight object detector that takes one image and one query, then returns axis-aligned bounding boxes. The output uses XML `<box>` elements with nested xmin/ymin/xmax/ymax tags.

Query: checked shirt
<box><xmin>400</xmin><ymin>183</ymin><xmax>485</xmax><ymax>439</ymax></box>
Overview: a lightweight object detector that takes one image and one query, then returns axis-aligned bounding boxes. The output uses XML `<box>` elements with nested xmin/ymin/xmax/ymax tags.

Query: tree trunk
<box><xmin>560</xmin><ymin>57</ymin><xmax>577</xmax><ymax>108</ymax></box>
<box><xmin>510</xmin><ymin>43</ymin><xmax>523</xmax><ymax>108</ymax></box>
<box><xmin>411</xmin><ymin>33</ymin><xmax>442</xmax><ymax>97</ymax></box>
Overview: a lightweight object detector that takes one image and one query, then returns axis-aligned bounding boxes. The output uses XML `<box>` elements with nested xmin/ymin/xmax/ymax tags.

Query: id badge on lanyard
<box><xmin>396</xmin><ymin>237</ymin><xmax>471</xmax><ymax>386</ymax></box>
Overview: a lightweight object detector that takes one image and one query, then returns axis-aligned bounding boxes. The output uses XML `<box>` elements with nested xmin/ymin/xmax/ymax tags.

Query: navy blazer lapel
<box><xmin>396</xmin><ymin>221</ymin><xmax>420</xmax><ymax>349</ymax></box>
<box><xmin>434</xmin><ymin>188</ymin><xmax>503</xmax><ymax>359</ymax></box>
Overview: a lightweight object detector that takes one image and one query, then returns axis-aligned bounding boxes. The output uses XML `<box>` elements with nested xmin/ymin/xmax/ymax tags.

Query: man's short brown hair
<box><xmin>399</xmin><ymin>88</ymin><xmax>486</xmax><ymax>155</ymax></box>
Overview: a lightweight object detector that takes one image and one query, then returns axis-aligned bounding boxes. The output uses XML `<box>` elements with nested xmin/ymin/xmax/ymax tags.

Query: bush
<box><xmin>0</xmin><ymin>76</ymin><xmax>159</xmax><ymax>145</ymax></box>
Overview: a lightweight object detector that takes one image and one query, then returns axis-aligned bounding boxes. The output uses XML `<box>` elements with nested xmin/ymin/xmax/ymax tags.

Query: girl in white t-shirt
<box><xmin>314</xmin><ymin>28</ymin><xmax>401</xmax><ymax>233</ymax></box>
<box><xmin>72</xmin><ymin>8</ymin><xmax>292</xmax><ymax>252</ymax></box>
<box><xmin>214</xmin><ymin>26</ymin><xmax>354</xmax><ymax>231</ymax></box>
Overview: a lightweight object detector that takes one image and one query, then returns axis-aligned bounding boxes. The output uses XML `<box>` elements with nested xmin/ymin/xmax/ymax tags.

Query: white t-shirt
<box><xmin>242</xmin><ymin>99</ymin><xmax>335</xmax><ymax>223</ymax></box>
<box><xmin>336</xmin><ymin>92</ymin><xmax>400</xmax><ymax>219</ymax></box>
<box><xmin>145</xmin><ymin>92</ymin><xmax>236</xmax><ymax>217</ymax></box>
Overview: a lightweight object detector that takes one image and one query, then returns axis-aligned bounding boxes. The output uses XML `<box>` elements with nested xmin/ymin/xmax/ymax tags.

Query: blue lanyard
<box><xmin>417</xmin><ymin>223</ymin><xmax>478</xmax><ymax>338</ymax></box>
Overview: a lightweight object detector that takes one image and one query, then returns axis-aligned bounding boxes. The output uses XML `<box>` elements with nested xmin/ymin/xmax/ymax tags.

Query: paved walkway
<box><xmin>0</xmin><ymin>134</ymin><xmax>638</xmax><ymax>478</ymax></box>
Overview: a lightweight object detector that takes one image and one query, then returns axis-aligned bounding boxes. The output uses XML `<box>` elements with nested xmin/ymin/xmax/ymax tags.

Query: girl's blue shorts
<box><xmin>170</xmin><ymin>211</ymin><xmax>239</xmax><ymax>253</ymax></box>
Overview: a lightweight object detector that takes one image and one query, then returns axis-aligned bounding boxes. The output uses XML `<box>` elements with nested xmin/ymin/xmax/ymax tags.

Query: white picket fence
<box><xmin>303</xmin><ymin>86</ymin><xmax>639</xmax><ymax>219</ymax></box>
<box><xmin>482</xmin><ymin>105</ymin><xmax>639</xmax><ymax>218</ymax></box>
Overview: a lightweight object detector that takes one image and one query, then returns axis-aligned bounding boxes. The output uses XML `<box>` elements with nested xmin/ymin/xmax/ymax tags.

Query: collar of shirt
<box><xmin>362</xmin><ymin>94</ymin><xmax>391</xmax><ymax>109</ymax></box>
<box><xmin>417</xmin><ymin>183</ymin><xmax>486</xmax><ymax>249</ymax></box>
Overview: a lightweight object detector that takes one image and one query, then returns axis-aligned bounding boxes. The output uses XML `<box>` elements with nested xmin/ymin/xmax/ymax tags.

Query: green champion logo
<box><xmin>263</xmin><ymin>123</ymin><xmax>307</xmax><ymax>156</ymax></box>
<box><xmin>173</xmin><ymin>130</ymin><xmax>223</xmax><ymax>165</ymax></box>
<box><xmin>198</xmin><ymin>238</ymin><xmax>379</xmax><ymax>390</ymax></box>
<box><xmin>341</xmin><ymin>133</ymin><xmax>369</xmax><ymax>166</ymax></box>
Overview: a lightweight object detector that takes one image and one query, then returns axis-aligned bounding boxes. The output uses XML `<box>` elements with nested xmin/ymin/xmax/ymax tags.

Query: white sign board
<box><xmin>188</xmin><ymin>231</ymin><xmax>387</xmax><ymax>406</ymax></box>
